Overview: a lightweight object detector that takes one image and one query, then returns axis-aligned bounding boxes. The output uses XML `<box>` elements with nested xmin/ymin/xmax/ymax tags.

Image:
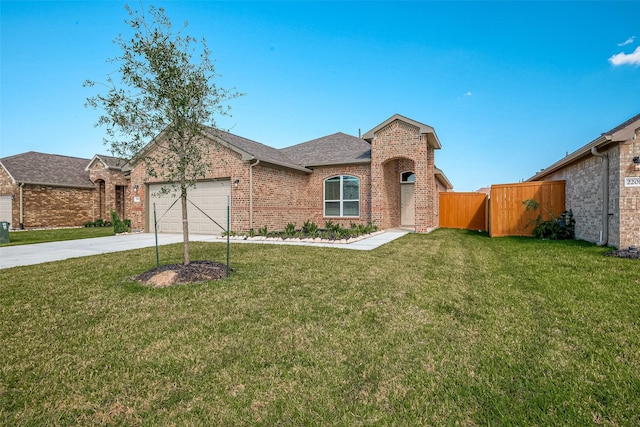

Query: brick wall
<box><xmin>370</xmin><ymin>120</ymin><xmax>435</xmax><ymax>233</ymax></box>
<box><xmin>18</xmin><ymin>185</ymin><xmax>95</xmax><ymax>228</ymax></box>
<box><xmin>618</xmin><ymin>135</ymin><xmax>640</xmax><ymax>249</ymax></box>
<box><xmin>249</xmin><ymin>162</ymin><xmax>310</xmax><ymax>231</ymax></box>
<box><xmin>434</xmin><ymin>175</ymin><xmax>449</xmax><ymax>226</ymax></box>
<box><xmin>540</xmin><ymin>144</ymin><xmax>629</xmax><ymax>248</ymax></box>
<box><xmin>88</xmin><ymin>161</ymin><xmax>130</xmax><ymax>221</ymax></box>
<box><xmin>542</xmin><ymin>151</ymin><xmax>613</xmax><ymax>246</ymax></box>
<box><xmin>298</xmin><ymin>164</ymin><xmax>372</xmax><ymax>229</ymax></box>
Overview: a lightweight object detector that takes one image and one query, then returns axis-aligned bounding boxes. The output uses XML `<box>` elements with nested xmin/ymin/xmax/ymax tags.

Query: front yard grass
<box><xmin>1</xmin><ymin>229</ymin><xmax>639</xmax><ymax>425</ymax></box>
<box><xmin>0</xmin><ymin>227</ymin><xmax>114</xmax><ymax>247</ymax></box>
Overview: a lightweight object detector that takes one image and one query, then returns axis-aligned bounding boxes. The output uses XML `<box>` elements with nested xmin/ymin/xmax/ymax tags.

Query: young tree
<box><xmin>85</xmin><ymin>5</ymin><xmax>241</xmax><ymax>265</ymax></box>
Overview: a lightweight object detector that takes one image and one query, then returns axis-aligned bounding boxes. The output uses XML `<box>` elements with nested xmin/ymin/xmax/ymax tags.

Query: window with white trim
<box><xmin>324</xmin><ymin>175</ymin><xmax>360</xmax><ymax>217</ymax></box>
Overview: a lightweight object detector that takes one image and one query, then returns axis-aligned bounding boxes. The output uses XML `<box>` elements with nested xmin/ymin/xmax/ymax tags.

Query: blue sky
<box><xmin>1</xmin><ymin>1</ymin><xmax>639</xmax><ymax>191</ymax></box>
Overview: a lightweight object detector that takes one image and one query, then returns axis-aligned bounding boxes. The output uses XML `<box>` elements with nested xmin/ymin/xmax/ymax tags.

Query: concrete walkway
<box><xmin>0</xmin><ymin>229</ymin><xmax>410</xmax><ymax>269</ymax></box>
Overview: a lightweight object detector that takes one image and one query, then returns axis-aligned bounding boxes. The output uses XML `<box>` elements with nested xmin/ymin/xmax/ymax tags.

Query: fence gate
<box><xmin>439</xmin><ymin>192</ymin><xmax>488</xmax><ymax>231</ymax></box>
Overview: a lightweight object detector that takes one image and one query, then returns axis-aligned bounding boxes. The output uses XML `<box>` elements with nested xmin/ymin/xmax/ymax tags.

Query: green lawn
<box><xmin>0</xmin><ymin>227</ymin><xmax>114</xmax><ymax>246</ymax></box>
<box><xmin>1</xmin><ymin>229</ymin><xmax>639</xmax><ymax>425</ymax></box>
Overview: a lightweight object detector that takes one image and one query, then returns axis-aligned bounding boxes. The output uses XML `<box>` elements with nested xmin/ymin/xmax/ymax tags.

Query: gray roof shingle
<box><xmin>0</xmin><ymin>151</ymin><xmax>95</xmax><ymax>188</ymax></box>
<box><xmin>90</xmin><ymin>154</ymin><xmax>131</xmax><ymax>172</ymax></box>
<box><xmin>204</xmin><ymin>128</ymin><xmax>311</xmax><ymax>172</ymax></box>
<box><xmin>281</xmin><ymin>132</ymin><xmax>371</xmax><ymax>167</ymax></box>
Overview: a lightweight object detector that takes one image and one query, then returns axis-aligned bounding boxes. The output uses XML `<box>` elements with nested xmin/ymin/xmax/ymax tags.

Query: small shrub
<box><xmin>258</xmin><ymin>225</ymin><xmax>268</xmax><ymax>237</ymax></box>
<box><xmin>364</xmin><ymin>222</ymin><xmax>378</xmax><ymax>234</ymax></box>
<box><xmin>110</xmin><ymin>210</ymin><xmax>129</xmax><ymax>234</ymax></box>
<box><xmin>84</xmin><ymin>218</ymin><xmax>113</xmax><ymax>228</ymax></box>
<box><xmin>302</xmin><ymin>220</ymin><xmax>319</xmax><ymax>237</ymax></box>
<box><xmin>284</xmin><ymin>222</ymin><xmax>296</xmax><ymax>236</ymax></box>
<box><xmin>523</xmin><ymin>199</ymin><xmax>575</xmax><ymax>240</ymax></box>
<box><xmin>324</xmin><ymin>220</ymin><xmax>341</xmax><ymax>232</ymax></box>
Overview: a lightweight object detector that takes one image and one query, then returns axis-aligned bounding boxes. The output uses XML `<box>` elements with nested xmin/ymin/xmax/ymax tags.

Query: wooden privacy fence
<box><xmin>489</xmin><ymin>180</ymin><xmax>565</xmax><ymax>237</ymax></box>
<box><xmin>439</xmin><ymin>192</ymin><xmax>488</xmax><ymax>231</ymax></box>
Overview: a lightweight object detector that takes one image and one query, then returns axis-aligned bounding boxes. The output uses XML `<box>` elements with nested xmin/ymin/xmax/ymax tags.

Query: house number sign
<box><xmin>624</xmin><ymin>177</ymin><xmax>640</xmax><ymax>187</ymax></box>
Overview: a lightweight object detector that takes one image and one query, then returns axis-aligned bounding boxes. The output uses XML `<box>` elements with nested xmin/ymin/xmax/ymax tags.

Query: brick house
<box><xmin>528</xmin><ymin>113</ymin><xmax>640</xmax><ymax>249</ymax></box>
<box><xmin>129</xmin><ymin>114</ymin><xmax>452</xmax><ymax>235</ymax></box>
<box><xmin>0</xmin><ymin>152</ymin><xmax>129</xmax><ymax>229</ymax></box>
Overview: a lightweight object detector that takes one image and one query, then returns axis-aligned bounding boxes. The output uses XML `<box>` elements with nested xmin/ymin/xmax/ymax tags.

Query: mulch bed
<box><xmin>604</xmin><ymin>248</ymin><xmax>640</xmax><ymax>260</ymax></box>
<box><xmin>137</xmin><ymin>260</ymin><xmax>232</xmax><ymax>287</ymax></box>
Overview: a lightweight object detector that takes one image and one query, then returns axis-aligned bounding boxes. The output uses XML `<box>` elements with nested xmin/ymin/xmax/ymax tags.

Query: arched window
<box><xmin>400</xmin><ymin>171</ymin><xmax>415</xmax><ymax>183</ymax></box>
<box><xmin>324</xmin><ymin>175</ymin><xmax>360</xmax><ymax>217</ymax></box>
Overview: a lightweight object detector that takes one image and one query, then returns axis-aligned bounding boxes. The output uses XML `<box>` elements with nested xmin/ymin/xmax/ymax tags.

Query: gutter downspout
<box><xmin>249</xmin><ymin>159</ymin><xmax>260</xmax><ymax>231</ymax></box>
<box><xmin>19</xmin><ymin>183</ymin><xmax>24</xmax><ymax>229</ymax></box>
<box><xmin>591</xmin><ymin>146</ymin><xmax>608</xmax><ymax>246</ymax></box>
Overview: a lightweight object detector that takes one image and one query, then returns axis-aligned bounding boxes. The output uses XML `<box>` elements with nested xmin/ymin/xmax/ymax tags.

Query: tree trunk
<box><xmin>181</xmin><ymin>185</ymin><xmax>190</xmax><ymax>265</ymax></box>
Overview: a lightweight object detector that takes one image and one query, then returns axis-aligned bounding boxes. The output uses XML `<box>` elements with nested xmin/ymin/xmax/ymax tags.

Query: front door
<box><xmin>400</xmin><ymin>183</ymin><xmax>415</xmax><ymax>226</ymax></box>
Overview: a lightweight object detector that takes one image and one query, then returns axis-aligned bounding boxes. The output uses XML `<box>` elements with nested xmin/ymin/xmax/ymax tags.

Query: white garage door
<box><xmin>0</xmin><ymin>195</ymin><xmax>12</xmax><ymax>227</ymax></box>
<box><xmin>149</xmin><ymin>180</ymin><xmax>230</xmax><ymax>235</ymax></box>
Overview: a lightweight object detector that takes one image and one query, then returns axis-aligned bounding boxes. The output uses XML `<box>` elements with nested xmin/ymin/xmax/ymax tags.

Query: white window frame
<box><xmin>324</xmin><ymin>175</ymin><xmax>360</xmax><ymax>217</ymax></box>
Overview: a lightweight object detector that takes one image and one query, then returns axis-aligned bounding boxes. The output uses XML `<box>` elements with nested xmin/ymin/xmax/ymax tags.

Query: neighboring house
<box><xmin>129</xmin><ymin>114</ymin><xmax>453</xmax><ymax>235</ymax></box>
<box><xmin>0</xmin><ymin>152</ymin><xmax>129</xmax><ymax>229</ymax></box>
<box><xmin>475</xmin><ymin>187</ymin><xmax>491</xmax><ymax>196</ymax></box>
<box><xmin>528</xmin><ymin>113</ymin><xmax>640</xmax><ymax>249</ymax></box>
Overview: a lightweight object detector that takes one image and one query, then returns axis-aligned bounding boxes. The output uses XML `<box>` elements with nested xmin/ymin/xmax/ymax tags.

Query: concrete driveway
<box><xmin>0</xmin><ymin>230</ymin><xmax>409</xmax><ymax>269</ymax></box>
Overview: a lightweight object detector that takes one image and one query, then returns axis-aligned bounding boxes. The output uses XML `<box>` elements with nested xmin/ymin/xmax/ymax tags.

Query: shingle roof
<box><xmin>0</xmin><ymin>151</ymin><xmax>95</xmax><ymax>188</ymax></box>
<box><xmin>204</xmin><ymin>128</ymin><xmax>312</xmax><ymax>173</ymax></box>
<box><xmin>281</xmin><ymin>132</ymin><xmax>372</xmax><ymax>167</ymax></box>
<box><xmin>603</xmin><ymin>112</ymin><xmax>640</xmax><ymax>137</ymax></box>
<box><xmin>88</xmin><ymin>154</ymin><xmax>131</xmax><ymax>172</ymax></box>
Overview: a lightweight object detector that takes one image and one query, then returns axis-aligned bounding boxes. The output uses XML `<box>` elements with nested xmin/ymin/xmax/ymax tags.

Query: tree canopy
<box><xmin>85</xmin><ymin>5</ymin><xmax>241</xmax><ymax>264</ymax></box>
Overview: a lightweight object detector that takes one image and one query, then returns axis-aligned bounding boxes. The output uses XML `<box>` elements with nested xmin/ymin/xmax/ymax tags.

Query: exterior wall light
<box><xmin>133</xmin><ymin>184</ymin><xmax>139</xmax><ymax>193</ymax></box>
<box><xmin>233</xmin><ymin>179</ymin><xmax>240</xmax><ymax>188</ymax></box>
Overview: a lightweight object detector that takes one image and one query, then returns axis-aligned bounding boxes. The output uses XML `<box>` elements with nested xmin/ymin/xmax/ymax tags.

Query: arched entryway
<box><xmin>379</xmin><ymin>157</ymin><xmax>415</xmax><ymax>229</ymax></box>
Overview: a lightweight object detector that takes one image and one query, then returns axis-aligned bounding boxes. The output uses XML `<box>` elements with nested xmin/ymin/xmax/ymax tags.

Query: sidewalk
<box><xmin>0</xmin><ymin>229</ymin><xmax>409</xmax><ymax>269</ymax></box>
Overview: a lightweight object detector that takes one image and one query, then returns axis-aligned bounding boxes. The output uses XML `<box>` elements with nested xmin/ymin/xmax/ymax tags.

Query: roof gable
<box><xmin>86</xmin><ymin>154</ymin><xmax>131</xmax><ymax>172</ymax></box>
<box><xmin>362</xmin><ymin>114</ymin><xmax>442</xmax><ymax>149</ymax></box>
<box><xmin>281</xmin><ymin>132</ymin><xmax>371</xmax><ymax>167</ymax></box>
<box><xmin>604</xmin><ymin>112</ymin><xmax>640</xmax><ymax>142</ymax></box>
<box><xmin>0</xmin><ymin>151</ymin><xmax>95</xmax><ymax>188</ymax></box>
<box><xmin>434</xmin><ymin>166</ymin><xmax>453</xmax><ymax>190</ymax></box>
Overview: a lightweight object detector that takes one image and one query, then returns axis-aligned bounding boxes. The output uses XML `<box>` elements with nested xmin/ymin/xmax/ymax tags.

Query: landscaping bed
<box><xmin>137</xmin><ymin>260</ymin><xmax>231</xmax><ymax>287</ymax></box>
<box><xmin>605</xmin><ymin>247</ymin><xmax>640</xmax><ymax>259</ymax></box>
